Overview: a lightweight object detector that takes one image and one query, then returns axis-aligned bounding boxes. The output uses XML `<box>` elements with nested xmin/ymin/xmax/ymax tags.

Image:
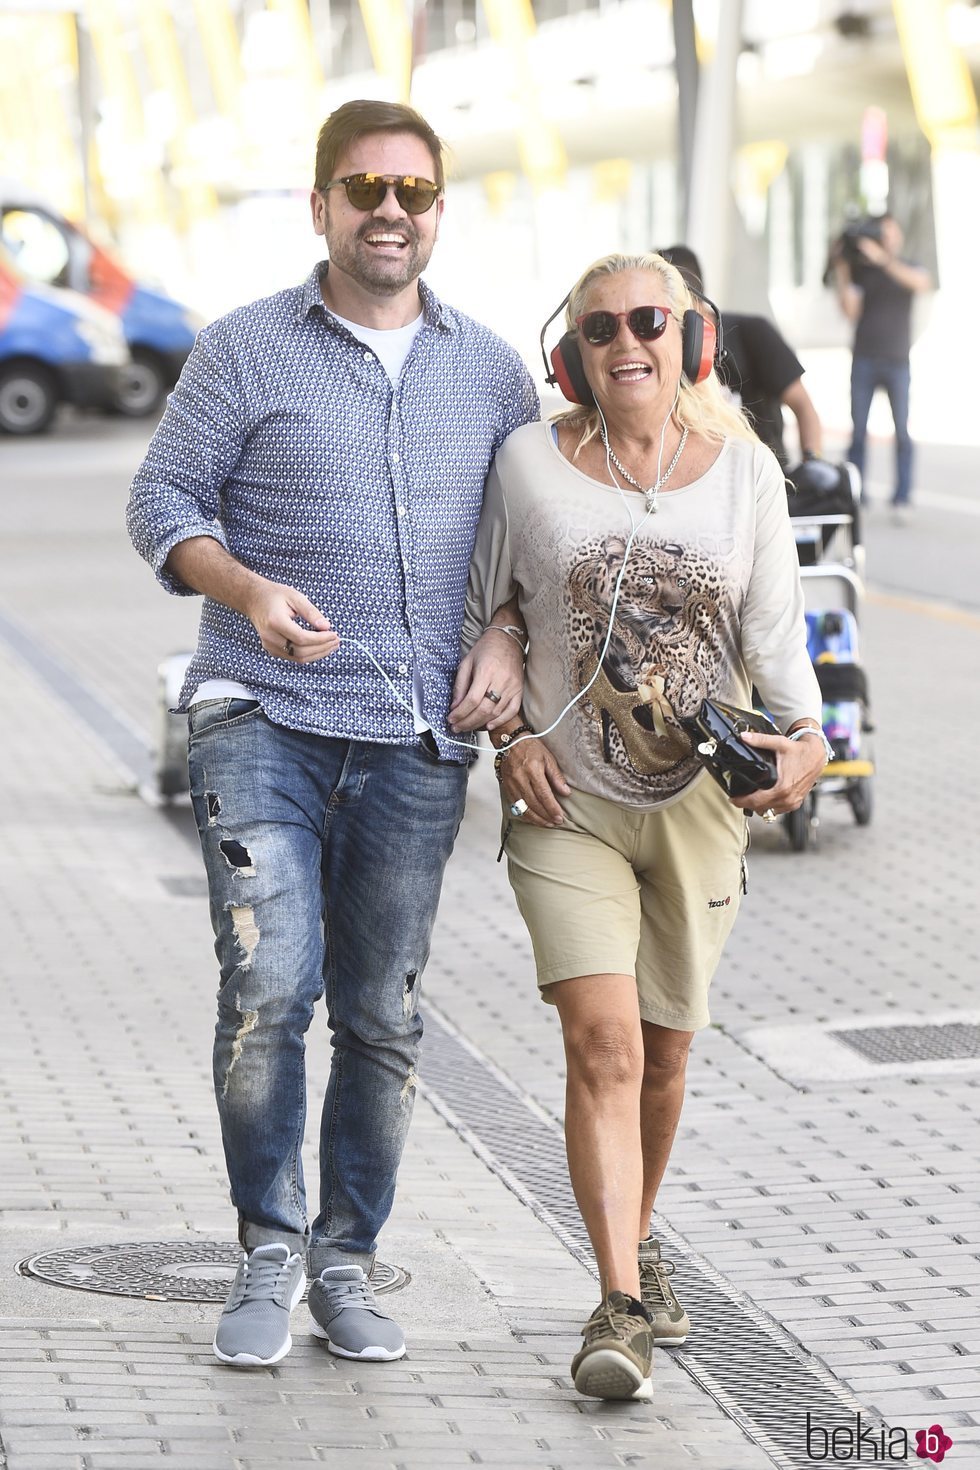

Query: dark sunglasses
<box><xmin>575</xmin><ymin>306</ymin><xmax>670</xmax><ymax>346</ymax></box>
<box><xmin>323</xmin><ymin>173</ymin><xmax>440</xmax><ymax>215</ymax></box>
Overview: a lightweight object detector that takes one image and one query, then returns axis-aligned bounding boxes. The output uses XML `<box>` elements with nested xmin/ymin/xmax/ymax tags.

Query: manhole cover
<box><xmin>18</xmin><ymin>1241</ymin><xmax>408</xmax><ymax>1302</ymax></box>
<box><xmin>831</xmin><ymin>1021</ymin><xmax>980</xmax><ymax>1064</ymax></box>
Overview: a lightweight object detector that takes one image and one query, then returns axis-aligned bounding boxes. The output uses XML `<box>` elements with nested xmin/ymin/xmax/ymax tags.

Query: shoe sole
<box><xmin>213</xmin><ymin>1336</ymin><xmax>293</xmax><ymax>1367</ymax></box>
<box><xmin>573</xmin><ymin>1348</ymin><xmax>653</xmax><ymax>1401</ymax></box>
<box><xmin>309</xmin><ymin>1319</ymin><xmax>406</xmax><ymax>1360</ymax></box>
<box><xmin>212</xmin><ymin>1271</ymin><xmax>306</xmax><ymax>1368</ymax></box>
<box><xmin>640</xmin><ymin>1294</ymin><xmax>690</xmax><ymax>1347</ymax></box>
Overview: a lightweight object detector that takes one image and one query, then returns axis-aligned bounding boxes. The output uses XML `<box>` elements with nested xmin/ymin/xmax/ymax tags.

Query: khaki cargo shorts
<box><xmin>503</xmin><ymin>773</ymin><xmax>748</xmax><ymax>1032</ymax></box>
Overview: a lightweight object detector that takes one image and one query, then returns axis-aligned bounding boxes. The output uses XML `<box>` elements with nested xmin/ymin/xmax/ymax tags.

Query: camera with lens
<box><xmin>840</xmin><ymin>216</ymin><xmax>883</xmax><ymax>267</ymax></box>
<box><xmin>823</xmin><ymin>216</ymin><xmax>884</xmax><ymax>284</ymax></box>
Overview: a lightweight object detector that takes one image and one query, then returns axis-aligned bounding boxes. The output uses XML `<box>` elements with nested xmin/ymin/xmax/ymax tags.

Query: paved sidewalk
<box><xmin>2</xmin><ymin>421</ymin><xmax>979</xmax><ymax>1469</ymax></box>
<box><xmin>0</xmin><ymin>641</ymin><xmax>772</xmax><ymax>1468</ymax></box>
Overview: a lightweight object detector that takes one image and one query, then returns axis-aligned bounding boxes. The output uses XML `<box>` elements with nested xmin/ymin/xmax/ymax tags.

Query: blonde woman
<box><xmin>458</xmin><ymin>253</ymin><xmax>828</xmax><ymax>1402</ymax></box>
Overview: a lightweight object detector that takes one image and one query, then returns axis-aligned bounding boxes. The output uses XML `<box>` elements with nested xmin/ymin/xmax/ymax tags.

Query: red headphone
<box><xmin>539</xmin><ymin>290</ymin><xmax>724</xmax><ymax>407</ymax></box>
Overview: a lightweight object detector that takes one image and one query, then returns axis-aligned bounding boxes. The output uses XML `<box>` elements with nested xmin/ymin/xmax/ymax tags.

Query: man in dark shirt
<box><xmin>830</xmin><ymin>215</ymin><xmax>930</xmax><ymax>513</ymax></box>
<box><xmin>658</xmin><ymin>245</ymin><xmax>823</xmax><ymax>468</ymax></box>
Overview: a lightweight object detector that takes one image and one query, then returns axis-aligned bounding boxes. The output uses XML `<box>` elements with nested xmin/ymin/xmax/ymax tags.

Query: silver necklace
<box><xmin>601</xmin><ymin>425</ymin><xmax>689</xmax><ymax>513</ymax></box>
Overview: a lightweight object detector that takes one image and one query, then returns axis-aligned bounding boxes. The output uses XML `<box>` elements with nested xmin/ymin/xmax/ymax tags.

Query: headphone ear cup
<box><xmin>681</xmin><ymin>308</ymin><xmax>716</xmax><ymax>384</ymax></box>
<box><xmin>550</xmin><ymin>333</ymin><xmax>595</xmax><ymax>406</ymax></box>
<box><xmin>549</xmin><ymin>332</ymin><xmax>593</xmax><ymax>402</ymax></box>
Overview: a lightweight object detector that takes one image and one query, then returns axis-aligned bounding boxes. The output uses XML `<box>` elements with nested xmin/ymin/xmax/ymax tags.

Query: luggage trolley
<box><xmin>782</xmin><ymin>459</ymin><xmax>875</xmax><ymax>851</ymax></box>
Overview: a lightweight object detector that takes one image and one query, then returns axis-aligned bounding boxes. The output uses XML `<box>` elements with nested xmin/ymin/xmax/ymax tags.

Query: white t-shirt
<box><xmin>191</xmin><ymin>310</ymin><xmax>429</xmax><ymax>730</ymax></box>
<box><xmin>329</xmin><ymin>308</ymin><xmax>423</xmax><ymax>384</ymax></box>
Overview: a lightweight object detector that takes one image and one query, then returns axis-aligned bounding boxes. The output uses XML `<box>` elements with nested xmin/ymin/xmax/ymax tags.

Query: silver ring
<box><xmin>510</xmin><ymin>798</ymin><xmax>528</xmax><ymax>817</ymax></box>
<box><xmin>486</xmin><ymin>688</ymin><xmax>502</xmax><ymax>704</ymax></box>
<box><xmin>762</xmin><ymin>808</ymin><xmax>777</xmax><ymax>823</ymax></box>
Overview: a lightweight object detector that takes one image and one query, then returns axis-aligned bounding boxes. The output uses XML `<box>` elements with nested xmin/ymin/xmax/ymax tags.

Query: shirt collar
<box><xmin>297</xmin><ymin>261</ymin><xmax>456</xmax><ymax>333</ymax></box>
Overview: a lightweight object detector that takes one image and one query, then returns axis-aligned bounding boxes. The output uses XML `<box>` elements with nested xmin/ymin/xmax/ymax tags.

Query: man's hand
<box><xmin>856</xmin><ymin>240</ymin><xmax>931</xmax><ymax>294</ymax></box>
<box><xmin>729</xmin><ymin>731</ymin><xmax>826</xmax><ymax>817</ymax></box>
<box><xmin>450</xmin><ymin>628</ymin><xmax>524</xmax><ymax>731</ymax></box>
<box><xmin>164</xmin><ymin>537</ymin><xmax>339</xmax><ymax>664</ymax></box>
<box><xmin>857</xmin><ymin>236</ymin><xmax>889</xmax><ymax>268</ymax></box>
<box><xmin>242</xmin><ymin>580</ymin><xmax>340</xmax><ymax>663</ymax></box>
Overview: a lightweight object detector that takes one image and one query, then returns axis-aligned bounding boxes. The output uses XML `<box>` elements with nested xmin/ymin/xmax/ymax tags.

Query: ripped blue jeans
<box><xmin>187</xmin><ymin>699</ymin><xmax>469</xmax><ymax>1273</ymax></box>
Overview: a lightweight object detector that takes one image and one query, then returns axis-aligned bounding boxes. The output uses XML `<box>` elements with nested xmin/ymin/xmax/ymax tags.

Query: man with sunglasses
<box><xmin>127</xmin><ymin>99</ymin><xmax>537</xmax><ymax>1370</ymax></box>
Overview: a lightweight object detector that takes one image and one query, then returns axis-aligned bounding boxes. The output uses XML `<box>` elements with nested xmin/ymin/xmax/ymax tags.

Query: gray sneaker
<box><xmin>213</xmin><ymin>1243</ymin><xmax>306</xmax><ymax>1367</ymax></box>
<box><xmin>638</xmin><ymin>1237</ymin><xmax>690</xmax><ymax>1345</ymax></box>
<box><xmin>308</xmin><ymin>1265</ymin><xmax>406</xmax><ymax>1360</ymax></box>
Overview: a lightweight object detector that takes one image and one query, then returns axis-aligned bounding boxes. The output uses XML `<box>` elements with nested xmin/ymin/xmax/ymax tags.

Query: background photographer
<box><xmin>829</xmin><ymin>214</ymin><xmax>931</xmax><ymax>519</ymax></box>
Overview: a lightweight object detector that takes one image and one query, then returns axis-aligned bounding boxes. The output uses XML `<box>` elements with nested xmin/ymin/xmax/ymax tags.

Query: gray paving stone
<box><xmin>1</xmin><ymin>1411</ymin><xmax>154</xmax><ymax>1429</ymax></box>
<box><xmin>86</xmin><ymin>1463</ymin><xmax>234</xmax><ymax>1470</ymax></box>
<box><xmin>0</xmin><ymin>1459</ymin><xmax>86</xmax><ymax>1470</ymax></box>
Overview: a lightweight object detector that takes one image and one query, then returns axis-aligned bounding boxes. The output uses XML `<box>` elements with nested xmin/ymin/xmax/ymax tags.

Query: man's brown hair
<box><xmin>314</xmin><ymin>99</ymin><xmax>446</xmax><ymax>193</ymax></box>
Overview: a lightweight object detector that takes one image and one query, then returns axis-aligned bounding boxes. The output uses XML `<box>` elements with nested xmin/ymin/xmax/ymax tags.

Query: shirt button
<box><xmin>363</xmin><ymin>350</ymin><xmax>372</xmax><ymax>362</ymax></box>
<box><xmin>396</xmin><ymin>504</ymin><xmax>407</xmax><ymax>516</ymax></box>
<box><xmin>398</xmin><ymin>663</ymin><xmax>409</xmax><ymax>675</ymax></box>
<box><xmin>392</xmin><ymin>451</ymin><xmax>400</xmax><ymax>462</ymax></box>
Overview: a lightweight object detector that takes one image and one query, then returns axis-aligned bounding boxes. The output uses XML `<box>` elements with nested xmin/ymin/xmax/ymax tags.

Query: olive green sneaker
<box><xmin>638</xmin><ymin>1237</ymin><xmax>690</xmax><ymax>1345</ymax></box>
<box><xmin>570</xmin><ymin>1291</ymin><xmax>654</xmax><ymax>1401</ymax></box>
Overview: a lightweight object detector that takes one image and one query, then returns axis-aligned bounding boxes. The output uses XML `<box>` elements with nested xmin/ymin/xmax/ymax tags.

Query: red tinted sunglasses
<box><xmin>575</xmin><ymin>305</ymin><xmax>670</xmax><ymax>346</ymax></box>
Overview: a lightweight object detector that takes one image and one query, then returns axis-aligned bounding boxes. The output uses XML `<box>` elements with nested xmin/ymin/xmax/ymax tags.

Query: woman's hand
<box><xmin>498</xmin><ymin>735</ymin><xmax>570</xmax><ymax>828</ymax></box>
<box><xmin>728</xmin><ymin>731</ymin><xmax>826</xmax><ymax>818</ymax></box>
<box><xmin>449</xmin><ymin>629</ymin><xmax>525</xmax><ymax>732</ymax></box>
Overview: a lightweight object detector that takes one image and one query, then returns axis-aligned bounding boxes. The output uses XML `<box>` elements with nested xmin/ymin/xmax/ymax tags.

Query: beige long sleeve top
<box><xmin>463</xmin><ymin>420</ymin><xmax>822</xmax><ymax>810</ymax></box>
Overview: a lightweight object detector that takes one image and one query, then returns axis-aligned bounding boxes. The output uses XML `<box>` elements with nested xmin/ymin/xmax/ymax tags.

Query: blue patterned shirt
<box><xmin>127</xmin><ymin>263</ymin><xmax>539</xmax><ymax>759</ymax></box>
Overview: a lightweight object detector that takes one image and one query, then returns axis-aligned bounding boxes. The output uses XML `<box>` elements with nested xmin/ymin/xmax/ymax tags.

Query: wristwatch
<box><xmin>788</xmin><ymin>725</ymin><xmax>835</xmax><ymax>764</ymax></box>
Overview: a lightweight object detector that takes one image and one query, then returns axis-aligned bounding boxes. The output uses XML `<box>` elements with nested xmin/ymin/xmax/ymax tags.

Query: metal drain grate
<box><xmin>831</xmin><ymin>1021</ymin><xmax>980</xmax><ymax>1064</ymax></box>
<box><xmin>18</xmin><ymin>1241</ymin><xmax>407</xmax><ymax>1302</ymax></box>
<box><xmin>422</xmin><ymin>1009</ymin><xmax>879</xmax><ymax>1470</ymax></box>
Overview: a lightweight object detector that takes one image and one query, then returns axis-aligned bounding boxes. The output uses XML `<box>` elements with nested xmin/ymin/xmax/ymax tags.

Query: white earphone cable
<box><xmin>332</xmin><ymin>389</ymin><xmax>682</xmax><ymax>756</ymax></box>
<box><xmin>491</xmin><ymin>388</ymin><xmax>680</xmax><ymax>753</ymax></box>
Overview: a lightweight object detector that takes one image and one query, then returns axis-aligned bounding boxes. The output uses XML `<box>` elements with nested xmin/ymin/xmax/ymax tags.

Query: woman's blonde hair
<box><xmin>553</xmin><ymin>251</ymin><xmax>757</xmax><ymax>454</ymax></box>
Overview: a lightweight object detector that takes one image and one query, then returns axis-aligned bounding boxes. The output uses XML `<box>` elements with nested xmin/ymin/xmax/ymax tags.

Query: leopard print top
<box><xmin>464</xmin><ymin>421</ymin><xmax>820</xmax><ymax>809</ymax></box>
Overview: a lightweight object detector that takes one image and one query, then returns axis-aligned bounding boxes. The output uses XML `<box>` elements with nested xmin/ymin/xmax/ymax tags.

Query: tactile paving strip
<box><xmin>422</xmin><ymin>1009</ymin><xmax>879</xmax><ymax>1470</ymax></box>
<box><xmin>831</xmin><ymin>1020</ymin><xmax>980</xmax><ymax>1064</ymax></box>
<box><xmin>18</xmin><ymin>1241</ymin><xmax>407</xmax><ymax>1302</ymax></box>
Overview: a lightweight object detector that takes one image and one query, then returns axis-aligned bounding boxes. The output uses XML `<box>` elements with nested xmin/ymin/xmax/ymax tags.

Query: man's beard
<box><xmin>327</xmin><ymin>220</ymin><xmax>433</xmax><ymax>296</ymax></box>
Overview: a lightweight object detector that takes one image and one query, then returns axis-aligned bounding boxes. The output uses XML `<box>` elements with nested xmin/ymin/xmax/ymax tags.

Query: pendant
<box><xmin>644</xmin><ymin>490</ymin><xmax>658</xmax><ymax>514</ymax></box>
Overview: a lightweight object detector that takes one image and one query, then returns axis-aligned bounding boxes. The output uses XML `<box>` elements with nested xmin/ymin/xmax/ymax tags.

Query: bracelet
<box><xmin>496</xmin><ymin>723</ymin><xmax>534</xmax><ymax>750</ymax></box>
<box><xmin>787</xmin><ymin>725</ymin><xmax>834</xmax><ymax>764</ymax></box>
<box><xmin>485</xmin><ymin>624</ymin><xmax>528</xmax><ymax>655</ymax></box>
<box><xmin>492</xmin><ymin>723</ymin><xmax>535</xmax><ymax>782</ymax></box>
